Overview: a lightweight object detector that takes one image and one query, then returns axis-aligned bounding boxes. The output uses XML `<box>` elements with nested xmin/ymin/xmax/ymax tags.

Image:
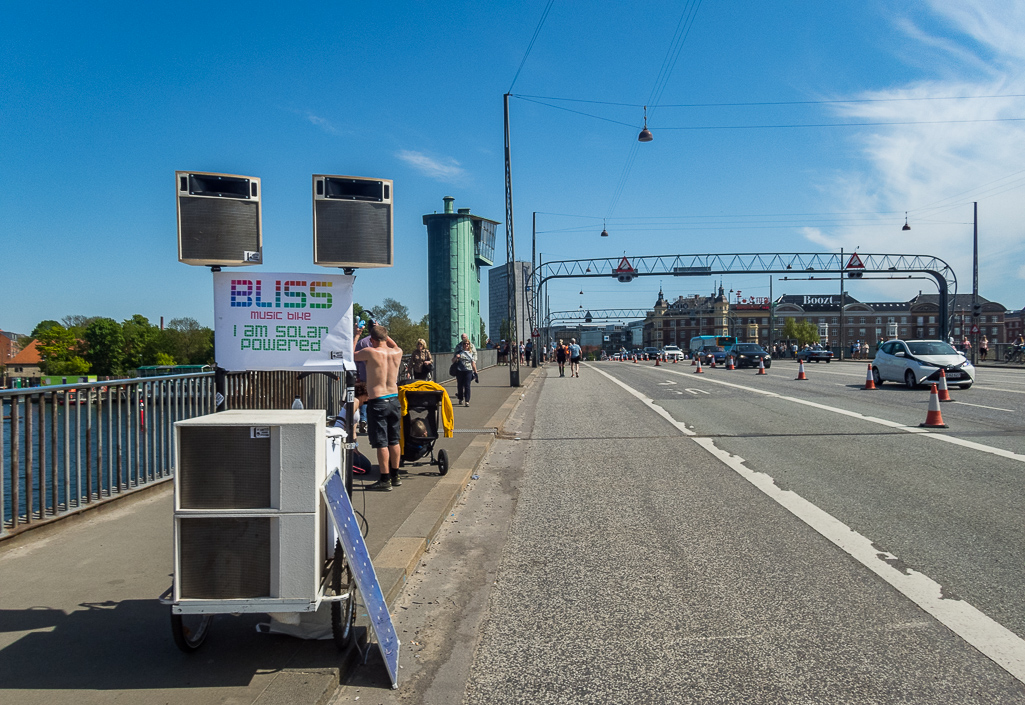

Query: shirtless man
<box><xmin>353</xmin><ymin>324</ymin><xmax>404</xmax><ymax>491</ymax></box>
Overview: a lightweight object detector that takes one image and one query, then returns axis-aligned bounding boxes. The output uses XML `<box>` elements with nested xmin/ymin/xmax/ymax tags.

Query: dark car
<box><xmin>796</xmin><ymin>345</ymin><xmax>833</xmax><ymax>363</ymax></box>
<box><xmin>698</xmin><ymin>345</ymin><xmax>727</xmax><ymax>365</ymax></box>
<box><xmin>730</xmin><ymin>343</ymin><xmax>772</xmax><ymax>368</ymax></box>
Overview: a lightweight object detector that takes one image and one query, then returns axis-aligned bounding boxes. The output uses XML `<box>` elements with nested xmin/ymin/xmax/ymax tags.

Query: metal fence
<box><xmin>1</xmin><ymin>352</ymin><xmax>502</xmax><ymax>540</ymax></box>
<box><xmin>1</xmin><ymin>374</ymin><xmax>216</xmax><ymax>539</ymax></box>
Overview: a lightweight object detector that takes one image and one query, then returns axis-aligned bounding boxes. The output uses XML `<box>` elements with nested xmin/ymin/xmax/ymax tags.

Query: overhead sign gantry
<box><xmin>534</xmin><ymin>252</ymin><xmax>958</xmax><ymax>339</ymax></box>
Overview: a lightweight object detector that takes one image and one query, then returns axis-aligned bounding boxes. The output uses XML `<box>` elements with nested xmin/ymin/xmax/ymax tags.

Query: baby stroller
<box><xmin>397</xmin><ymin>381</ymin><xmax>454</xmax><ymax>475</ymax></box>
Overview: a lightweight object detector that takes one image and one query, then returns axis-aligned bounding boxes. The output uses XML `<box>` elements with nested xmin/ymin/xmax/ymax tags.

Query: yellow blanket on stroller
<box><xmin>398</xmin><ymin>381</ymin><xmax>454</xmax><ymax>439</ymax></box>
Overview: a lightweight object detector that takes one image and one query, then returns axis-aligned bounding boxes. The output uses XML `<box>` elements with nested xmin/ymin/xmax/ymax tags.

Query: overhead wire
<box><xmin>607</xmin><ymin>0</ymin><xmax>703</xmax><ymax>220</ymax></box>
<box><xmin>508</xmin><ymin>0</ymin><xmax>556</xmax><ymax>93</ymax></box>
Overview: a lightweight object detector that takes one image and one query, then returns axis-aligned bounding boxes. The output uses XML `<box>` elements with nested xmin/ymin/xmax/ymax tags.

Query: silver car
<box><xmin>872</xmin><ymin>339</ymin><xmax>975</xmax><ymax>389</ymax></box>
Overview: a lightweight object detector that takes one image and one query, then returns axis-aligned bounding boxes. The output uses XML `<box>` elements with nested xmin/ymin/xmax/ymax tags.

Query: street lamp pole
<box><xmin>532</xmin><ymin>212</ymin><xmax>538</xmax><ymax>367</ymax></box>
<box><xmin>503</xmin><ymin>92</ymin><xmax>520</xmax><ymax>387</ymax></box>
<box><xmin>972</xmin><ymin>201</ymin><xmax>979</xmax><ymax>365</ymax></box>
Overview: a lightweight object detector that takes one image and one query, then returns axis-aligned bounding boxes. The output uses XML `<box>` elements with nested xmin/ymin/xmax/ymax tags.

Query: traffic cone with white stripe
<box><xmin>726</xmin><ymin>355</ymin><xmax>735</xmax><ymax>370</ymax></box>
<box><xmin>757</xmin><ymin>358</ymin><xmax>767</xmax><ymax>375</ymax></box>
<box><xmin>633</xmin><ymin>356</ymin><xmax>637</xmax><ymax>363</ymax></box>
<box><xmin>937</xmin><ymin>369</ymin><xmax>953</xmax><ymax>402</ymax></box>
<box><xmin>863</xmin><ymin>364</ymin><xmax>876</xmax><ymax>390</ymax></box>
<box><xmin>655</xmin><ymin>357</ymin><xmax>661</xmax><ymax>366</ymax></box>
<box><xmin>694</xmin><ymin>357</ymin><xmax>703</xmax><ymax>373</ymax></box>
<box><xmin>920</xmin><ymin>383</ymin><xmax>949</xmax><ymax>427</ymax></box>
<box><xmin>710</xmin><ymin>356</ymin><xmax>716</xmax><ymax>368</ymax></box>
<box><xmin>796</xmin><ymin>360</ymin><xmax>808</xmax><ymax>380</ymax></box>
<box><xmin>691</xmin><ymin>356</ymin><xmax>696</xmax><ymax>366</ymax></box>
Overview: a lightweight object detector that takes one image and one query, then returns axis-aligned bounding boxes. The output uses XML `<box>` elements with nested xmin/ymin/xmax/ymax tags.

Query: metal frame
<box><xmin>535</xmin><ymin>253</ymin><xmax>958</xmax><ymax>341</ymax></box>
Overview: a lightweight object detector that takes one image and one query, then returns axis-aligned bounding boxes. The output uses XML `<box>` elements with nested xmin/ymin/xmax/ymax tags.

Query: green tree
<box><xmin>782</xmin><ymin>318</ymin><xmax>820</xmax><ymax>347</ymax></box>
<box><xmin>121</xmin><ymin>314</ymin><xmax>159</xmax><ymax>369</ymax></box>
<box><xmin>83</xmin><ymin>318</ymin><xmax>126</xmax><ymax>376</ymax></box>
<box><xmin>479</xmin><ymin>316</ymin><xmax>487</xmax><ymax>346</ymax></box>
<box><xmin>35</xmin><ymin>325</ymin><xmax>90</xmax><ymax>375</ymax></box>
<box><xmin>162</xmin><ymin>318</ymin><xmax>213</xmax><ymax>365</ymax></box>
<box><xmin>30</xmin><ymin>320</ymin><xmax>61</xmax><ymax>340</ymax></box>
<box><xmin>154</xmin><ymin>352</ymin><xmax>177</xmax><ymax>366</ymax></box>
<box><xmin>369</xmin><ymin>298</ymin><xmax>428</xmax><ymax>353</ymax></box>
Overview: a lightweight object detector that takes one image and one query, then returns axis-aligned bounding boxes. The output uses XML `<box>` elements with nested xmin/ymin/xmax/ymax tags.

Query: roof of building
<box><xmin>7</xmin><ymin>339</ymin><xmax>42</xmax><ymax>365</ymax></box>
<box><xmin>909</xmin><ymin>293</ymin><xmax>1003</xmax><ymax>310</ymax></box>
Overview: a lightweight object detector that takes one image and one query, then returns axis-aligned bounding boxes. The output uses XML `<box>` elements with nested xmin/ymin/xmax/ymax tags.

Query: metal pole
<box><xmin>503</xmin><ymin>92</ymin><xmax>520</xmax><ymax>387</ymax></box>
<box><xmin>838</xmin><ymin>248</ymin><xmax>844</xmax><ymax>360</ymax></box>
<box><xmin>532</xmin><ymin>212</ymin><xmax>538</xmax><ymax>367</ymax></box>
<box><xmin>972</xmin><ymin>201</ymin><xmax>979</xmax><ymax>366</ymax></box>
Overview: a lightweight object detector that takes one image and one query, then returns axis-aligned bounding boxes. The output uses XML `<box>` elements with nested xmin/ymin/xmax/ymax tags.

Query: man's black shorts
<box><xmin>365</xmin><ymin>396</ymin><xmax>401</xmax><ymax>449</ymax></box>
<box><xmin>570</xmin><ymin>357</ymin><xmax>581</xmax><ymax>364</ymax></box>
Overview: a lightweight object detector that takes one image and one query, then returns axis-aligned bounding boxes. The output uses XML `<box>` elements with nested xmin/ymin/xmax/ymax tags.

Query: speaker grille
<box><xmin>315</xmin><ymin>200</ymin><xmax>392</xmax><ymax>266</ymax></box>
<box><xmin>179</xmin><ymin>518</ymin><xmax>271</xmax><ymax>599</ymax></box>
<box><xmin>178</xmin><ymin>426</ymin><xmax>271</xmax><ymax>509</ymax></box>
<box><xmin>179</xmin><ymin>197</ymin><xmax>260</xmax><ymax>263</ymax></box>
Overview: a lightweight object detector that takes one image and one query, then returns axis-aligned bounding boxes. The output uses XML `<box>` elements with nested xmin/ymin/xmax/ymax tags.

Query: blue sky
<box><xmin>3</xmin><ymin>1</ymin><xmax>1024</xmax><ymax>337</ymax></box>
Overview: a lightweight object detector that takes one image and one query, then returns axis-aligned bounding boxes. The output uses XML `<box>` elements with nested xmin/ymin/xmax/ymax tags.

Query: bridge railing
<box><xmin>1</xmin><ymin>373</ymin><xmax>216</xmax><ymax>539</ymax></box>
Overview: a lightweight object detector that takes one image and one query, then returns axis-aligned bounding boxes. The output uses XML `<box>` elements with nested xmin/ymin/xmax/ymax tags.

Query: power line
<box><xmin>508</xmin><ymin>0</ymin><xmax>556</xmax><ymax>93</ymax></box>
<box><xmin>512</xmin><ymin>92</ymin><xmax>1025</xmax><ymax>108</ymax></box>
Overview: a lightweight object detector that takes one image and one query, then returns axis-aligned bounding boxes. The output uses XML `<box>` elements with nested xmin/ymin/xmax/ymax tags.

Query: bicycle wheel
<box><xmin>331</xmin><ymin>540</ymin><xmax>357</xmax><ymax>650</ymax></box>
<box><xmin>170</xmin><ymin>609</ymin><xmax>213</xmax><ymax>652</ymax></box>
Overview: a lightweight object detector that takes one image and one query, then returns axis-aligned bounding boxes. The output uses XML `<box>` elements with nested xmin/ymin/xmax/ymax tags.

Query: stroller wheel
<box><xmin>437</xmin><ymin>449</ymin><xmax>449</xmax><ymax>476</ymax></box>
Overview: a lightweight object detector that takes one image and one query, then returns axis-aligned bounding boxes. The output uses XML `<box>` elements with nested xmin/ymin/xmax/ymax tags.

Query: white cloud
<box><xmin>801</xmin><ymin>227</ymin><xmax>837</xmax><ymax>249</ymax></box>
<box><xmin>396</xmin><ymin>150</ymin><xmax>467</xmax><ymax>183</ymax></box>
<box><xmin>306</xmin><ymin>113</ymin><xmax>341</xmax><ymax>135</ymax></box>
<box><xmin>814</xmin><ymin>0</ymin><xmax>1025</xmax><ymax>307</ymax></box>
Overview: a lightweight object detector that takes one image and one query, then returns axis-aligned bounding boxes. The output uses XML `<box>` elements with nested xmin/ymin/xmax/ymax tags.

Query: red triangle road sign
<box><xmin>614</xmin><ymin>256</ymin><xmax>634</xmax><ymax>273</ymax></box>
<box><xmin>846</xmin><ymin>252</ymin><xmax>865</xmax><ymax>269</ymax></box>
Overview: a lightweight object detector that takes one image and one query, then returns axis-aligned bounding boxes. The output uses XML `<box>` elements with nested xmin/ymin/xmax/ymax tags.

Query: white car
<box><xmin>872</xmin><ymin>339</ymin><xmax>975</xmax><ymax>389</ymax></box>
<box><xmin>662</xmin><ymin>345</ymin><xmax>684</xmax><ymax>361</ymax></box>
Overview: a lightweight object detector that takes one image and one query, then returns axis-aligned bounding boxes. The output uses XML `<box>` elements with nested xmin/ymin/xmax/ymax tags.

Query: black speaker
<box><xmin>177</xmin><ymin>171</ymin><xmax>262</xmax><ymax>266</ymax></box>
<box><xmin>312</xmin><ymin>175</ymin><xmax>393</xmax><ymax>268</ymax></box>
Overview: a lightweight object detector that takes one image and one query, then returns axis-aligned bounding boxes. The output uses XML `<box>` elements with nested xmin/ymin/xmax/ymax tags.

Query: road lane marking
<box><xmin>951</xmin><ymin>401</ymin><xmax>1015</xmax><ymax>412</ymax></box>
<box><xmin>974</xmin><ymin>386</ymin><xmax>1025</xmax><ymax>396</ymax></box>
<box><xmin>652</xmin><ymin>366</ymin><xmax>1025</xmax><ymax>465</ymax></box>
<box><xmin>585</xmin><ymin>362</ymin><xmax>1025</xmax><ymax>684</ymax></box>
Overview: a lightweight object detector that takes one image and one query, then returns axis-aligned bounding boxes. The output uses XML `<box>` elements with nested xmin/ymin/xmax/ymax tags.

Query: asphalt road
<box><xmin>334</xmin><ymin>360</ymin><xmax>1025</xmax><ymax>704</ymax></box>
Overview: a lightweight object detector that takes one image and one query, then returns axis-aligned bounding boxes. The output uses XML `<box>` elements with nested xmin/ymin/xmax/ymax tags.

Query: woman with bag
<box><xmin>410</xmin><ymin>338</ymin><xmax>434</xmax><ymax>380</ymax></box>
<box><xmin>451</xmin><ymin>339</ymin><xmax>478</xmax><ymax>406</ymax></box>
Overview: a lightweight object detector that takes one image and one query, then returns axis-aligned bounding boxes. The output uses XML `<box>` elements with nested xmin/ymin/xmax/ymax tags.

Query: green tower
<box><xmin>422</xmin><ymin>196</ymin><xmax>498</xmax><ymax>352</ymax></box>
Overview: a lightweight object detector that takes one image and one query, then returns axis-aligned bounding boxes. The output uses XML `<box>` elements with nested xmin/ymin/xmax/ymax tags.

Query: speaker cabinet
<box><xmin>173</xmin><ymin>410</ymin><xmax>327</xmax><ymax>606</ymax></box>
<box><xmin>177</xmin><ymin>171</ymin><xmax>262</xmax><ymax>267</ymax></box>
<box><xmin>313</xmin><ymin>175</ymin><xmax>393</xmax><ymax>268</ymax></box>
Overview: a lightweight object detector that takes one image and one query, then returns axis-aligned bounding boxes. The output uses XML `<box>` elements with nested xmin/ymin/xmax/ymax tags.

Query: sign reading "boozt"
<box><xmin>214</xmin><ymin>271</ymin><xmax>354</xmax><ymax>372</ymax></box>
<box><xmin>803</xmin><ymin>296</ymin><xmax>838</xmax><ymax>305</ymax></box>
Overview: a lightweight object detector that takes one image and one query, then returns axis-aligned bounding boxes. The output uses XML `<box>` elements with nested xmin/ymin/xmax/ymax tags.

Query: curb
<box><xmin>372</xmin><ymin>367</ymin><xmax>539</xmax><ymax>607</ymax></box>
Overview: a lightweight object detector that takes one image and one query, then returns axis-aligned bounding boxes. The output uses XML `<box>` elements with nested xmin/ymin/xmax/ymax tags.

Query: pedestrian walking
<box><xmin>409</xmin><ymin>338</ymin><xmax>433</xmax><ymax>381</ymax></box>
<box><xmin>452</xmin><ymin>339</ymin><xmax>478</xmax><ymax>406</ymax></box>
<box><xmin>980</xmin><ymin>335</ymin><xmax>989</xmax><ymax>361</ymax></box>
<box><xmin>568</xmin><ymin>338</ymin><xmax>582</xmax><ymax>377</ymax></box>
<box><xmin>555</xmin><ymin>339</ymin><xmax>569</xmax><ymax>377</ymax></box>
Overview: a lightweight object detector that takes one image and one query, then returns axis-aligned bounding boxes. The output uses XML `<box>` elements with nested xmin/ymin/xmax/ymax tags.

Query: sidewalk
<box><xmin>0</xmin><ymin>363</ymin><xmax>537</xmax><ymax>705</ymax></box>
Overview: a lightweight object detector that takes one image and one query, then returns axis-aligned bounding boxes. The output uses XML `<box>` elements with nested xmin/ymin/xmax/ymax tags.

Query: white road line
<box><xmin>951</xmin><ymin>401</ymin><xmax>1015</xmax><ymax>412</ymax></box>
<box><xmin>585</xmin><ymin>362</ymin><xmax>1025</xmax><ymax>684</ymax></box>
<box><xmin>974</xmin><ymin>386</ymin><xmax>1025</xmax><ymax>396</ymax></box>
<box><xmin>653</xmin><ymin>366</ymin><xmax>1025</xmax><ymax>465</ymax></box>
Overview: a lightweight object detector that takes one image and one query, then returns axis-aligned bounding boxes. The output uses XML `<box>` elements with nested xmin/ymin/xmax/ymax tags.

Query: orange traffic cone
<box><xmin>863</xmin><ymin>364</ymin><xmax>876</xmax><ymax>390</ymax></box>
<box><xmin>710</xmin><ymin>357</ymin><xmax>716</xmax><ymax>368</ymax></box>
<box><xmin>655</xmin><ymin>357</ymin><xmax>661</xmax><ymax>366</ymax></box>
<box><xmin>920</xmin><ymin>384</ymin><xmax>949</xmax><ymax>427</ymax></box>
<box><xmin>726</xmin><ymin>355</ymin><xmax>735</xmax><ymax>370</ymax></box>
<box><xmin>694</xmin><ymin>357</ymin><xmax>703</xmax><ymax>373</ymax></box>
<box><xmin>756</xmin><ymin>358</ymin><xmax>767</xmax><ymax>375</ymax></box>
<box><xmin>937</xmin><ymin>369</ymin><xmax>953</xmax><ymax>402</ymax></box>
<box><xmin>673</xmin><ymin>357</ymin><xmax>678</xmax><ymax>364</ymax></box>
<box><xmin>633</xmin><ymin>356</ymin><xmax>637</xmax><ymax>363</ymax></box>
<box><xmin>796</xmin><ymin>360</ymin><xmax>808</xmax><ymax>380</ymax></box>
<box><xmin>691</xmin><ymin>357</ymin><xmax>696</xmax><ymax>366</ymax></box>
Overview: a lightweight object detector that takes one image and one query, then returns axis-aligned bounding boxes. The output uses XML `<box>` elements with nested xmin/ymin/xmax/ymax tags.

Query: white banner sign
<box><xmin>213</xmin><ymin>272</ymin><xmax>354</xmax><ymax>372</ymax></box>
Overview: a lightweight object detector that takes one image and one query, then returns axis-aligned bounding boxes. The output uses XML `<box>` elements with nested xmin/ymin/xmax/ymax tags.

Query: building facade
<box><xmin>637</xmin><ymin>288</ymin><xmax>1011</xmax><ymax>353</ymax></box>
<box><xmin>422</xmin><ymin>196</ymin><xmax>497</xmax><ymax>352</ymax></box>
<box><xmin>488</xmin><ymin>260</ymin><xmax>532</xmax><ymax>348</ymax></box>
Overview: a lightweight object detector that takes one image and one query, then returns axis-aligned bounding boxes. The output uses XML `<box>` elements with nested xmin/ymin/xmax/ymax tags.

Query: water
<box><xmin>2</xmin><ymin>394</ymin><xmax>189</xmax><ymax>526</ymax></box>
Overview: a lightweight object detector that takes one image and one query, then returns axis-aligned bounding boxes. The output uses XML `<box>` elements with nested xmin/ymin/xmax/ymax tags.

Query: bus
<box><xmin>688</xmin><ymin>335</ymin><xmax>738</xmax><ymax>358</ymax></box>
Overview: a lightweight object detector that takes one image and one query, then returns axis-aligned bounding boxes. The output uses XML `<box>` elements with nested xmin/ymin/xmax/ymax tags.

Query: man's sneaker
<box><xmin>396</xmin><ymin>467</ymin><xmax>409</xmax><ymax>475</ymax></box>
<box><xmin>390</xmin><ymin>475</ymin><xmax>402</xmax><ymax>487</ymax></box>
<box><xmin>366</xmin><ymin>479</ymin><xmax>391</xmax><ymax>492</ymax></box>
